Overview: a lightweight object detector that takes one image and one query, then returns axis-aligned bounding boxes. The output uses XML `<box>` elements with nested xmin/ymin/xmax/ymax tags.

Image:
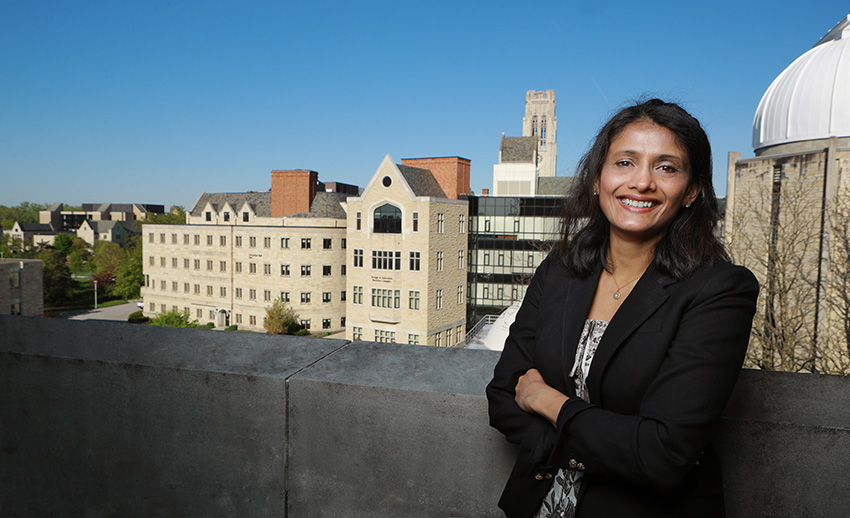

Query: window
<box><xmin>371</xmin><ymin>288</ymin><xmax>400</xmax><ymax>309</ymax></box>
<box><xmin>322</xmin><ymin>292</ymin><xmax>331</xmax><ymax>303</ymax></box>
<box><xmin>484</xmin><ymin>219</ymin><xmax>491</xmax><ymax>232</ymax></box>
<box><xmin>436</xmin><ymin>251</ymin><xmax>443</xmax><ymax>271</ymax></box>
<box><xmin>301</xmin><ymin>292</ymin><xmax>311</xmax><ymax>304</ymax></box>
<box><xmin>514</xmin><ymin>219</ymin><xmax>520</xmax><ymax>233</ymax></box>
<box><xmin>148</xmin><ymin>233</ymin><xmax>154</xmax><ymax>243</ymax></box>
<box><xmin>301</xmin><ymin>319</ymin><xmax>311</xmax><ymax>330</ymax></box>
<box><xmin>250</xmin><ymin>315</ymin><xmax>256</xmax><ymax>326</ymax></box>
<box><xmin>353</xmin><ymin>286</ymin><xmax>363</xmax><ymax>305</ymax></box>
<box><xmin>149</xmin><ymin>256</ymin><xmax>154</xmax><ymax>266</ymax></box>
<box><xmin>206</xmin><ymin>235</ymin><xmax>213</xmax><ymax>246</ymax></box>
<box><xmin>341</xmin><ymin>290</ymin><xmax>346</xmax><ymax>302</ymax></box>
<box><xmin>280</xmin><ymin>292</ymin><xmax>290</xmax><ymax>302</ymax></box>
<box><xmin>220</xmin><ymin>287</ymin><xmax>227</xmax><ymax>297</ymax></box>
<box><xmin>412</xmin><ymin>212</ymin><xmax>419</xmax><ymax>232</ymax></box>
<box><xmin>498</xmin><ymin>287</ymin><xmax>504</xmax><ymax>300</ymax></box>
<box><xmin>249</xmin><ymin>236</ymin><xmax>256</xmax><ymax>248</ymax></box>
<box><xmin>409</xmin><ymin>290</ymin><xmax>420</xmax><ymax>310</ymax></box>
<box><xmin>236</xmin><ymin>262</ymin><xmax>242</xmax><ymax>273</ymax></box>
<box><xmin>220</xmin><ymin>261</ymin><xmax>227</xmax><ymax>272</ymax></box>
<box><xmin>375</xmin><ymin>330</ymin><xmax>396</xmax><ymax>343</ymax></box>
<box><xmin>196</xmin><ymin>308</ymin><xmax>203</xmax><ymax>318</ymax></box>
<box><xmin>372</xmin><ymin>250</ymin><xmax>401</xmax><ymax>270</ymax></box>
<box><xmin>160</xmin><ymin>257</ymin><xmax>166</xmax><ymax>267</ymax></box>
<box><xmin>184</xmin><ymin>282</ymin><xmax>190</xmax><ymax>293</ymax></box>
<box><xmin>341</xmin><ymin>317</ymin><xmax>346</xmax><ymax>327</ymax></box>
<box><xmin>409</xmin><ymin>251</ymin><xmax>420</xmax><ymax>271</ymax></box>
<box><xmin>483</xmin><ymin>286</ymin><xmax>489</xmax><ymax>299</ymax></box>
<box><xmin>459</xmin><ymin>214</ymin><xmax>465</xmax><ymax>233</ymax></box>
<box><xmin>301</xmin><ymin>265</ymin><xmax>311</xmax><ymax>277</ymax></box>
<box><xmin>280</xmin><ymin>264</ymin><xmax>290</xmax><ymax>276</ymax></box>
<box><xmin>435</xmin><ymin>333</ymin><xmax>442</xmax><ymax>347</ymax></box>
<box><xmin>249</xmin><ymin>289</ymin><xmax>257</xmax><ymax>300</ymax></box>
<box><xmin>172</xmin><ymin>281</ymin><xmax>178</xmax><ymax>292</ymax></box>
<box><xmin>323</xmin><ymin>318</ymin><xmax>331</xmax><ymax>329</ymax></box>
<box><xmin>223</xmin><ymin>212</ymin><xmax>230</xmax><ymax>222</ymax></box>
<box><xmin>281</xmin><ymin>237</ymin><xmax>289</xmax><ymax>249</ymax></box>
<box><xmin>171</xmin><ymin>233</ymin><xmax>177</xmax><ymax>244</ymax></box>
<box><xmin>194</xmin><ymin>234</ymin><xmax>200</xmax><ymax>245</ymax></box>
<box><xmin>264</xmin><ymin>290</ymin><xmax>271</xmax><ymax>301</ymax></box>
<box><xmin>457</xmin><ymin>285</ymin><xmax>463</xmax><ymax>304</ymax></box>
<box><xmin>353</xmin><ymin>327</ymin><xmax>362</xmax><ymax>340</ymax></box>
<box><xmin>183</xmin><ymin>258</ymin><xmax>190</xmax><ymax>269</ymax></box>
<box><xmin>249</xmin><ymin>263</ymin><xmax>257</xmax><ymax>274</ymax></box>
<box><xmin>323</xmin><ymin>238</ymin><xmax>332</xmax><ymax>249</ymax></box>
<box><xmin>236</xmin><ymin>288</ymin><xmax>242</xmax><ymax>299</ymax></box>
<box><xmin>264</xmin><ymin>263</ymin><xmax>271</xmax><ymax>275</ymax></box>
<box><xmin>353</xmin><ymin>249</ymin><xmax>363</xmax><ymax>267</ymax></box>
<box><xmin>183</xmin><ymin>234</ymin><xmax>189</xmax><ymax>245</ymax></box>
<box><xmin>356</xmin><ymin>212</ymin><xmax>361</xmax><ymax>230</ymax></box>
<box><xmin>235</xmin><ymin>314</ymin><xmax>242</xmax><ymax>324</ymax></box>
<box><xmin>194</xmin><ymin>259</ymin><xmax>200</xmax><ymax>270</ymax></box>
<box><xmin>323</xmin><ymin>265</ymin><xmax>332</xmax><ymax>276</ymax></box>
<box><xmin>301</xmin><ymin>238</ymin><xmax>311</xmax><ymax>249</ymax></box>
<box><xmin>457</xmin><ymin>325</ymin><xmax>463</xmax><ymax>343</ymax></box>
<box><xmin>408</xmin><ymin>334</ymin><xmax>419</xmax><ymax>345</ymax></box>
<box><xmin>527</xmin><ymin>254</ymin><xmax>534</xmax><ymax>267</ymax></box>
<box><xmin>458</xmin><ymin>249</ymin><xmax>465</xmax><ymax>269</ymax></box>
<box><xmin>205</xmin><ymin>212</ymin><xmax>211</xmax><ymax>221</ymax></box>
<box><xmin>220</xmin><ymin>235</ymin><xmax>227</xmax><ymax>246</ymax></box>
<box><xmin>373</xmin><ymin>204</ymin><xmax>401</xmax><ymax>233</ymax></box>
<box><xmin>206</xmin><ymin>260</ymin><xmax>213</xmax><ymax>271</ymax></box>
<box><xmin>437</xmin><ymin>212</ymin><xmax>444</xmax><ymax>233</ymax></box>
<box><xmin>484</xmin><ymin>252</ymin><xmax>490</xmax><ymax>266</ymax></box>
<box><xmin>235</xmin><ymin>236</ymin><xmax>242</xmax><ymax>247</ymax></box>
<box><xmin>243</xmin><ymin>212</ymin><xmax>249</xmax><ymax>222</ymax></box>
<box><xmin>160</xmin><ymin>233</ymin><xmax>165</xmax><ymax>243</ymax></box>
<box><xmin>436</xmin><ymin>289</ymin><xmax>443</xmax><ymax>309</ymax></box>
<box><xmin>341</xmin><ymin>238</ymin><xmax>346</xmax><ymax>249</ymax></box>
<box><xmin>498</xmin><ymin>252</ymin><xmax>504</xmax><ymax>266</ymax></box>
<box><xmin>194</xmin><ymin>284</ymin><xmax>200</xmax><ymax>294</ymax></box>
<box><xmin>341</xmin><ymin>264</ymin><xmax>346</xmax><ymax>276</ymax></box>
<box><xmin>206</xmin><ymin>285</ymin><xmax>213</xmax><ymax>296</ymax></box>
<box><xmin>447</xmin><ymin>328</ymin><xmax>453</xmax><ymax>346</ymax></box>
<box><xmin>264</xmin><ymin>237</ymin><xmax>271</xmax><ymax>248</ymax></box>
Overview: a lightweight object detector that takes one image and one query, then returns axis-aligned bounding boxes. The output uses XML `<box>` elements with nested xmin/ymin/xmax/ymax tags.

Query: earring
<box><xmin>593</xmin><ymin>191</ymin><xmax>598</xmax><ymax>196</ymax></box>
<box><xmin>685</xmin><ymin>201</ymin><xmax>692</xmax><ymax>208</ymax></box>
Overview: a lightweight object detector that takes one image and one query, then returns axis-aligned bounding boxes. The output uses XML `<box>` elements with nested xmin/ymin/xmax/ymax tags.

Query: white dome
<box><xmin>753</xmin><ymin>15</ymin><xmax>850</xmax><ymax>151</ymax></box>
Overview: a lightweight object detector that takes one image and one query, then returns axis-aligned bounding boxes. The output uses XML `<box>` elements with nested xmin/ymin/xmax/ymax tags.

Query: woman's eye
<box><xmin>659</xmin><ymin>164</ymin><xmax>678</xmax><ymax>173</ymax></box>
<box><xmin>615</xmin><ymin>160</ymin><xmax>631</xmax><ymax>167</ymax></box>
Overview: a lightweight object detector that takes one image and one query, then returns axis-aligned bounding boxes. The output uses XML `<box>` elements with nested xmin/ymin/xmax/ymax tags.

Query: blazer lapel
<box><xmin>559</xmin><ymin>266</ymin><xmax>602</xmax><ymax>394</ymax></box>
<box><xmin>585</xmin><ymin>263</ymin><xmax>677</xmax><ymax>405</ymax></box>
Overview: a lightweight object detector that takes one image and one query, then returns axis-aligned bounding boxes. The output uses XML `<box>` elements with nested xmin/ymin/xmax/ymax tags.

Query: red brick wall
<box><xmin>400</xmin><ymin>157</ymin><xmax>470</xmax><ymax>200</ymax></box>
<box><xmin>270</xmin><ymin>170</ymin><xmax>318</xmax><ymax>217</ymax></box>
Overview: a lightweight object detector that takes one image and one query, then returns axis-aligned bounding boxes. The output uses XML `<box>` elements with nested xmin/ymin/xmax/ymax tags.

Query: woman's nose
<box><xmin>630</xmin><ymin>164</ymin><xmax>655</xmax><ymax>191</ymax></box>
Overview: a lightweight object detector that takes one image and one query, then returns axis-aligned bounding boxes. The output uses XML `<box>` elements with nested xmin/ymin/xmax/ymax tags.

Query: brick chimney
<box><xmin>400</xmin><ymin>157</ymin><xmax>470</xmax><ymax>200</ymax></box>
<box><xmin>482</xmin><ymin>188</ymin><xmax>489</xmax><ymax>197</ymax></box>
<box><xmin>270</xmin><ymin>170</ymin><xmax>319</xmax><ymax>217</ymax></box>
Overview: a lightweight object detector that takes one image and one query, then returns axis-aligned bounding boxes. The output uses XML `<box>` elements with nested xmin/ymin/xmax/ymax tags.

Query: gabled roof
<box><xmin>397</xmin><ymin>165</ymin><xmax>447</xmax><ymax>198</ymax></box>
<box><xmin>17</xmin><ymin>223</ymin><xmax>55</xmax><ymax>233</ymax></box>
<box><xmin>500</xmin><ymin>136</ymin><xmax>537</xmax><ymax>163</ymax></box>
<box><xmin>536</xmin><ymin>176</ymin><xmax>574</xmax><ymax>196</ymax></box>
<box><xmin>190</xmin><ymin>192</ymin><xmax>272</xmax><ymax>217</ymax></box>
<box><xmin>287</xmin><ymin>192</ymin><xmax>349</xmax><ymax>218</ymax></box>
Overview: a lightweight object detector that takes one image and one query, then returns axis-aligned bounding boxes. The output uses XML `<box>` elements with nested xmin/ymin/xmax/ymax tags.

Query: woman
<box><xmin>486</xmin><ymin>99</ymin><xmax>758</xmax><ymax>518</ymax></box>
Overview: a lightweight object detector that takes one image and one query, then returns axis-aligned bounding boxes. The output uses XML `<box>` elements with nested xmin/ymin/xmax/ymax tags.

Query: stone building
<box><xmin>522</xmin><ymin>90</ymin><xmax>557</xmax><ymax>178</ymax></box>
<box><xmin>344</xmin><ymin>155</ymin><xmax>469</xmax><ymax>346</ymax></box>
<box><xmin>141</xmin><ymin>171</ymin><xmax>350</xmax><ymax>332</ymax></box>
<box><xmin>40</xmin><ymin>203</ymin><xmax>165</xmax><ymax>231</ymax></box>
<box><xmin>0</xmin><ymin>259</ymin><xmax>43</xmax><ymax>316</ymax></box>
<box><xmin>76</xmin><ymin>220</ymin><xmax>140</xmax><ymax>247</ymax></box>
<box><xmin>725</xmin><ymin>14</ymin><xmax>850</xmax><ymax>373</ymax></box>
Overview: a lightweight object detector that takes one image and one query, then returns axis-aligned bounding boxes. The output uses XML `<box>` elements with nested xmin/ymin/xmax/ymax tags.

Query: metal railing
<box><xmin>454</xmin><ymin>314</ymin><xmax>499</xmax><ymax>348</ymax></box>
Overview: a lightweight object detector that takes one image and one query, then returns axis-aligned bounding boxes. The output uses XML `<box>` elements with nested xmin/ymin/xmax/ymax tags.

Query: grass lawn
<box><xmin>45</xmin><ymin>277</ymin><xmax>127</xmax><ymax>312</ymax></box>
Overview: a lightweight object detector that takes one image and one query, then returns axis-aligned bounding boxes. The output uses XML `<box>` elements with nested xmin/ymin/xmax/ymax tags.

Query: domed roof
<box><xmin>753</xmin><ymin>15</ymin><xmax>850</xmax><ymax>151</ymax></box>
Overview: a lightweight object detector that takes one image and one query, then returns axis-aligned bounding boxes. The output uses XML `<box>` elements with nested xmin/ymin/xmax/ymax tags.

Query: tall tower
<box><xmin>521</xmin><ymin>90</ymin><xmax>557</xmax><ymax>177</ymax></box>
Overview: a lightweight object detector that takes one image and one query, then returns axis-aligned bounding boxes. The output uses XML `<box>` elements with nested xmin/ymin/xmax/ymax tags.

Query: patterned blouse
<box><xmin>534</xmin><ymin>319</ymin><xmax>609</xmax><ymax>518</ymax></box>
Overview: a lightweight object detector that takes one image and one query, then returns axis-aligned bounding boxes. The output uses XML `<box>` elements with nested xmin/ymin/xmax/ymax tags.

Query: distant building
<box><xmin>0</xmin><ymin>259</ymin><xmax>43</xmax><ymax>316</ymax></box>
<box><xmin>76</xmin><ymin>220</ymin><xmax>141</xmax><ymax>247</ymax></box>
<box><xmin>8</xmin><ymin>222</ymin><xmax>64</xmax><ymax>247</ymax></box>
<box><xmin>522</xmin><ymin>89</ymin><xmax>557</xmax><ymax>178</ymax></box>
<box><xmin>40</xmin><ymin>202</ymin><xmax>166</xmax><ymax>232</ymax></box>
<box><xmin>726</xmin><ymin>14</ymin><xmax>850</xmax><ymax>372</ymax></box>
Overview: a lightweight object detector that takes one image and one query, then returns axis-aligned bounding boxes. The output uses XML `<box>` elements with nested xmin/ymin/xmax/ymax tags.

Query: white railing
<box><xmin>454</xmin><ymin>314</ymin><xmax>499</xmax><ymax>348</ymax></box>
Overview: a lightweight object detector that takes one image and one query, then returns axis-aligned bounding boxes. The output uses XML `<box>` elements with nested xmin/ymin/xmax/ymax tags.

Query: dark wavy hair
<box><xmin>557</xmin><ymin>98</ymin><xmax>728</xmax><ymax>280</ymax></box>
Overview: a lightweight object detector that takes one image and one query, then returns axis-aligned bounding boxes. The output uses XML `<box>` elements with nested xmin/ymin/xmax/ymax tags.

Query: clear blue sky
<box><xmin>1</xmin><ymin>1</ymin><xmax>847</xmax><ymax>209</ymax></box>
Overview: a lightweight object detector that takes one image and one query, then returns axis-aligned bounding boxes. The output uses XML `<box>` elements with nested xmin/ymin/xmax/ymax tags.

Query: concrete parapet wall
<box><xmin>1</xmin><ymin>314</ymin><xmax>849</xmax><ymax>517</ymax></box>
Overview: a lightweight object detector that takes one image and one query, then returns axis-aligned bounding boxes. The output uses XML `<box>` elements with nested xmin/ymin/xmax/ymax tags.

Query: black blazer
<box><xmin>486</xmin><ymin>256</ymin><xmax>758</xmax><ymax>518</ymax></box>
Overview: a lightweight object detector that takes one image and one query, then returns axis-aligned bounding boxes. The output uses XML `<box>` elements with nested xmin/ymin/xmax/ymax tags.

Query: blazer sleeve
<box><xmin>549</xmin><ymin>263</ymin><xmax>758</xmax><ymax>491</ymax></box>
<box><xmin>486</xmin><ymin>256</ymin><xmax>559</xmax><ymax>474</ymax></box>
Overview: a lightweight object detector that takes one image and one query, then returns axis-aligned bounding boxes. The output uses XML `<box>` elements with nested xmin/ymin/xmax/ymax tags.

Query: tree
<box><xmin>91</xmin><ymin>241</ymin><xmax>126</xmax><ymax>276</ymax></box>
<box><xmin>113</xmin><ymin>235</ymin><xmax>144</xmax><ymax>299</ymax></box>
<box><xmin>40</xmin><ymin>249</ymin><xmax>76</xmax><ymax>307</ymax></box>
<box><xmin>145</xmin><ymin>205</ymin><xmax>186</xmax><ymax>225</ymax></box>
<box><xmin>263</xmin><ymin>298</ymin><xmax>300</xmax><ymax>334</ymax></box>
<box><xmin>150</xmin><ymin>310</ymin><xmax>201</xmax><ymax>328</ymax></box>
<box><xmin>52</xmin><ymin>233</ymin><xmax>75</xmax><ymax>256</ymax></box>
<box><xmin>0</xmin><ymin>202</ymin><xmax>48</xmax><ymax>230</ymax></box>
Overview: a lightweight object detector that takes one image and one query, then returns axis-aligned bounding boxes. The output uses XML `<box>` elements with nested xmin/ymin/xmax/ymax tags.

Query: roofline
<box><xmin>399</xmin><ymin>156</ymin><xmax>471</xmax><ymax>162</ymax></box>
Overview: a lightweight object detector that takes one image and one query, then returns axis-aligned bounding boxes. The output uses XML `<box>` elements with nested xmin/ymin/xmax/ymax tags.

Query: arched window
<box><xmin>531</xmin><ymin>116</ymin><xmax>538</xmax><ymax>137</ymax></box>
<box><xmin>541</xmin><ymin>116</ymin><xmax>547</xmax><ymax>145</ymax></box>
<box><xmin>373</xmin><ymin>203</ymin><xmax>401</xmax><ymax>233</ymax></box>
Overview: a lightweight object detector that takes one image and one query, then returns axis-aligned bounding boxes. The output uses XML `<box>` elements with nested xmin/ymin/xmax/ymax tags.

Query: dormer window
<box><xmin>205</xmin><ymin>212</ymin><xmax>211</xmax><ymax>221</ymax></box>
<box><xmin>223</xmin><ymin>212</ymin><xmax>230</xmax><ymax>222</ymax></box>
<box><xmin>243</xmin><ymin>212</ymin><xmax>249</xmax><ymax>222</ymax></box>
<box><xmin>374</xmin><ymin>204</ymin><xmax>401</xmax><ymax>234</ymax></box>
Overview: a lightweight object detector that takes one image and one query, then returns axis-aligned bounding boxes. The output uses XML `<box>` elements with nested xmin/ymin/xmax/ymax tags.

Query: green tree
<box><xmin>0</xmin><ymin>202</ymin><xmax>48</xmax><ymax>230</ymax></box>
<box><xmin>150</xmin><ymin>310</ymin><xmax>201</xmax><ymax>328</ymax></box>
<box><xmin>91</xmin><ymin>241</ymin><xmax>126</xmax><ymax>275</ymax></box>
<box><xmin>113</xmin><ymin>235</ymin><xmax>144</xmax><ymax>299</ymax></box>
<box><xmin>40</xmin><ymin>249</ymin><xmax>76</xmax><ymax>307</ymax></box>
<box><xmin>145</xmin><ymin>205</ymin><xmax>186</xmax><ymax>225</ymax></box>
<box><xmin>263</xmin><ymin>298</ymin><xmax>301</xmax><ymax>334</ymax></box>
<box><xmin>52</xmin><ymin>233</ymin><xmax>75</xmax><ymax>256</ymax></box>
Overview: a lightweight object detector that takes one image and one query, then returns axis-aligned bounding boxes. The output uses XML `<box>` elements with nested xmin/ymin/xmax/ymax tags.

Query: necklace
<box><xmin>610</xmin><ymin>271</ymin><xmax>642</xmax><ymax>300</ymax></box>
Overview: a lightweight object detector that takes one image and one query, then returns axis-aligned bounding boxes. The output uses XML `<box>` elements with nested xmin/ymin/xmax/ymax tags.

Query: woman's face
<box><xmin>595</xmin><ymin>120</ymin><xmax>700</xmax><ymax>246</ymax></box>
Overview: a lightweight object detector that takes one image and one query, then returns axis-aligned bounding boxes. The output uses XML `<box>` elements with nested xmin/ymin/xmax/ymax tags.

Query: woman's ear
<box><xmin>684</xmin><ymin>184</ymin><xmax>701</xmax><ymax>207</ymax></box>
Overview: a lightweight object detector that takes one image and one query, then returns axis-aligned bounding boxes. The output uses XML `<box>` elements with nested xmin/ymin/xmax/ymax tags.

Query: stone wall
<box><xmin>1</xmin><ymin>314</ymin><xmax>849</xmax><ymax>517</ymax></box>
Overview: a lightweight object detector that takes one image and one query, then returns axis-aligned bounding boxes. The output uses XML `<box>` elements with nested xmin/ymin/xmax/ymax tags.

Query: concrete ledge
<box><xmin>2</xmin><ymin>314</ymin><xmax>850</xmax><ymax>517</ymax></box>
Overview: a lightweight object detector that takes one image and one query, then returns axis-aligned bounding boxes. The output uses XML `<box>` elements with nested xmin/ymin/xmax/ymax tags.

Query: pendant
<box><xmin>613</xmin><ymin>291</ymin><xmax>621</xmax><ymax>300</ymax></box>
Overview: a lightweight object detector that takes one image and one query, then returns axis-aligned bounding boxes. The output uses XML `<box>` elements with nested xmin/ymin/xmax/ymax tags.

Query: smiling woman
<box><xmin>486</xmin><ymin>99</ymin><xmax>759</xmax><ymax>518</ymax></box>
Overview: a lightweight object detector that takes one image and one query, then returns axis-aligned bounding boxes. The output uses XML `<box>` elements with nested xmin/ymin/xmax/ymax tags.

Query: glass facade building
<box><xmin>466</xmin><ymin>195</ymin><xmax>563</xmax><ymax>326</ymax></box>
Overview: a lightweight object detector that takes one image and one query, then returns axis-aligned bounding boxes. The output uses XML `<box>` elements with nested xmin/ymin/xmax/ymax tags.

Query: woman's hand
<box><xmin>515</xmin><ymin>368</ymin><xmax>569</xmax><ymax>427</ymax></box>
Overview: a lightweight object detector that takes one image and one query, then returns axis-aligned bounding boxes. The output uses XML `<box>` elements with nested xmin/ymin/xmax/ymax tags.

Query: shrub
<box><xmin>225</xmin><ymin>324</ymin><xmax>238</xmax><ymax>331</ymax></box>
<box><xmin>294</xmin><ymin>329</ymin><xmax>312</xmax><ymax>336</ymax></box>
<box><xmin>149</xmin><ymin>310</ymin><xmax>201</xmax><ymax>328</ymax></box>
<box><xmin>128</xmin><ymin>310</ymin><xmax>150</xmax><ymax>324</ymax></box>
<box><xmin>264</xmin><ymin>298</ymin><xmax>300</xmax><ymax>334</ymax></box>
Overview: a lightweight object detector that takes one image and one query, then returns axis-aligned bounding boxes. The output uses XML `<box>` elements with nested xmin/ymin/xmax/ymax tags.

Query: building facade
<box><xmin>0</xmin><ymin>259</ymin><xmax>43</xmax><ymax>316</ymax></box>
<box><xmin>141</xmin><ymin>171</ymin><xmax>349</xmax><ymax>332</ymax></box>
<box><xmin>77</xmin><ymin>220</ymin><xmax>140</xmax><ymax>247</ymax></box>
<box><xmin>522</xmin><ymin>89</ymin><xmax>557</xmax><ymax>178</ymax></box>
<box><xmin>725</xmin><ymin>15</ymin><xmax>850</xmax><ymax>373</ymax></box>
<box><xmin>344</xmin><ymin>155</ymin><xmax>468</xmax><ymax>346</ymax></box>
<box><xmin>40</xmin><ymin>203</ymin><xmax>166</xmax><ymax>231</ymax></box>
